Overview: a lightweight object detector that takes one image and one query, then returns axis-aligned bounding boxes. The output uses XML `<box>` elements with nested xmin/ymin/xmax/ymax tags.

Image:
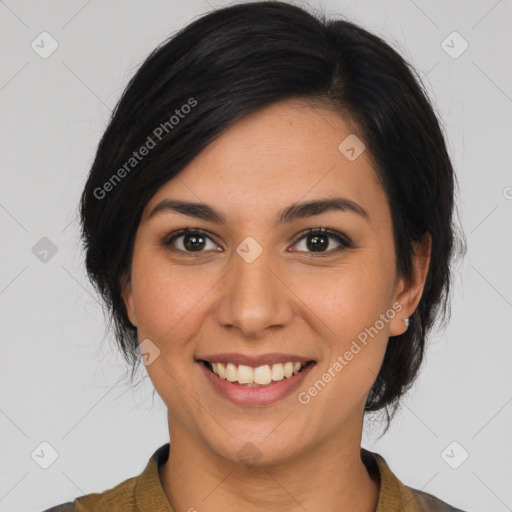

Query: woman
<box><xmin>44</xmin><ymin>1</ymin><xmax>467</xmax><ymax>510</ymax></box>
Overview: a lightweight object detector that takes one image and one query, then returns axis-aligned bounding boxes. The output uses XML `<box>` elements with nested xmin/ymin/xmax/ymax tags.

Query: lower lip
<box><xmin>198</xmin><ymin>361</ymin><xmax>315</xmax><ymax>406</ymax></box>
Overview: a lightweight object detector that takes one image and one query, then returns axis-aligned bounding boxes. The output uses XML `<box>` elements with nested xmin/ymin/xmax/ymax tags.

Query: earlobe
<box><xmin>121</xmin><ymin>275</ymin><xmax>138</xmax><ymax>327</ymax></box>
<box><xmin>390</xmin><ymin>232</ymin><xmax>432</xmax><ymax>336</ymax></box>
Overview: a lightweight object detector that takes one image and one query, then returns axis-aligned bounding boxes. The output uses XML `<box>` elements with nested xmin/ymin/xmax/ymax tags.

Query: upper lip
<box><xmin>197</xmin><ymin>352</ymin><xmax>315</xmax><ymax>367</ymax></box>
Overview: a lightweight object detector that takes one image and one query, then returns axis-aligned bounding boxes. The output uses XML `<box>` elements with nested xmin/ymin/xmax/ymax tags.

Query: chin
<box><xmin>208</xmin><ymin>432</ymin><xmax>305</xmax><ymax>469</ymax></box>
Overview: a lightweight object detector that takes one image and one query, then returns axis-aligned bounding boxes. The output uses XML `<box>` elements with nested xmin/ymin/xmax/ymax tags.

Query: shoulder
<box><xmin>40</xmin><ymin>474</ymin><xmax>139</xmax><ymax>512</ymax></box>
<box><xmin>408</xmin><ymin>487</ymin><xmax>467</xmax><ymax>511</ymax></box>
<box><xmin>362</xmin><ymin>448</ymin><xmax>468</xmax><ymax>512</ymax></box>
<box><xmin>40</xmin><ymin>444</ymin><xmax>170</xmax><ymax>512</ymax></box>
<box><xmin>41</xmin><ymin>503</ymin><xmax>75</xmax><ymax>512</ymax></box>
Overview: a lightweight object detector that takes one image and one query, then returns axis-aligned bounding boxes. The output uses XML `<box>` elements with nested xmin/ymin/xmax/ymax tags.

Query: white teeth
<box><xmin>283</xmin><ymin>362</ymin><xmax>294</xmax><ymax>378</ymax></box>
<box><xmin>208</xmin><ymin>360</ymin><xmax>308</xmax><ymax>387</ymax></box>
<box><xmin>225</xmin><ymin>363</ymin><xmax>238</xmax><ymax>382</ymax></box>
<box><xmin>237</xmin><ymin>364</ymin><xmax>253</xmax><ymax>384</ymax></box>
<box><xmin>253</xmin><ymin>365</ymin><xmax>272</xmax><ymax>385</ymax></box>
<box><xmin>271</xmin><ymin>363</ymin><xmax>284</xmax><ymax>381</ymax></box>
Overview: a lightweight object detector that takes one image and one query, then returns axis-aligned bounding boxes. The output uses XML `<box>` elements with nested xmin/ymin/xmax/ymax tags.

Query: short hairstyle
<box><xmin>79</xmin><ymin>1</ymin><xmax>466</xmax><ymax>426</ymax></box>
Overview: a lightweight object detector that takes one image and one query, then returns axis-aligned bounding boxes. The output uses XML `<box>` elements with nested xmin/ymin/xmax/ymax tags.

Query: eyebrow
<box><xmin>147</xmin><ymin>197</ymin><xmax>370</xmax><ymax>225</ymax></box>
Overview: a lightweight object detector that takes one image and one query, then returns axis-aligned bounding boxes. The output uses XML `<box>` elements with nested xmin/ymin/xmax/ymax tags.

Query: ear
<box><xmin>389</xmin><ymin>231</ymin><xmax>432</xmax><ymax>337</ymax></box>
<box><xmin>121</xmin><ymin>273</ymin><xmax>138</xmax><ymax>327</ymax></box>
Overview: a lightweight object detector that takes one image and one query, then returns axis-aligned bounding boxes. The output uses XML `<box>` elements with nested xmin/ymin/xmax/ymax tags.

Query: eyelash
<box><xmin>162</xmin><ymin>227</ymin><xmax>353</xmax><ymax>257</ymax></box>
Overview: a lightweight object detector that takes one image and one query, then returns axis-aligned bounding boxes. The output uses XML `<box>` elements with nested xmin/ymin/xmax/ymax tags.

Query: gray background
<box><xmin>1</xmin><ymin>1</ymin><xmax>511</xmax><ymax>511</ymax></box>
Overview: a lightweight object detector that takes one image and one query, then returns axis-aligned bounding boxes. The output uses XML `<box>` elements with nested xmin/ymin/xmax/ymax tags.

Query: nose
<box><xmin>214</xmin><ymin>245</ymin><xmax>294</xmax><ymax>339</ymax></box>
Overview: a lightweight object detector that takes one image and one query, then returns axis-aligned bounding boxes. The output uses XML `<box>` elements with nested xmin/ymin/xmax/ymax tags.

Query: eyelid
<box><xmin>163</xmin><ymin>227</ymin><xmax>221</xmax><ymax>252</ymax></box>
<box><xmin>291</xmin><ymin>227</ymin><xmax>352</xmax><ymax>252</ymax></box>
<box><xmin>162</xmin><ymin>227</ymin><xmax>353</xmax><ymax>254</ymax></box>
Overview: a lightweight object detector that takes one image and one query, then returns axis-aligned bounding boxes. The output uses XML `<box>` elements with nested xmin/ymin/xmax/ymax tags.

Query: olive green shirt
<box><xmin>42</xmin><ymin>443</ymin><xmax>466</xmax><ymax>511</ymax></box>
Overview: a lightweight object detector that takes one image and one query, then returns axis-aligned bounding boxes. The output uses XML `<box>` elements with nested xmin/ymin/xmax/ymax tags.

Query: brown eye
<box><xmin>164</xmin><ymin>228</ymin><xmax>220</xmax><ymax>253</ymax></box>
<box><xmin>292</xmin><ymin>228</ymin><xmax>352</xmax><ymax>254</ymax></box>
<box><xmin>163</xmin><ymin>227</ymin><xmax>352</xmax><ymax>257</ymax></box>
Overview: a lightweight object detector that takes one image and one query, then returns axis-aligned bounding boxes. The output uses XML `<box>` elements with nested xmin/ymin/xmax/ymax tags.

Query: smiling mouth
<box><xmin>200</xmin><ymin>360</ymin><xmax>316</xmax><ymax>387</ymax></box>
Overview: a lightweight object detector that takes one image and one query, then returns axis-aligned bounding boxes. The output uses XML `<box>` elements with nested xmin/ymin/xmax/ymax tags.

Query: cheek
<box><xmin>129</xmin><ymin>258</ymin><xmax>212</xmax><ymax>410</ymax></box>
<box><xmin>296</xmin><ymin>259</ymin><xmax>394</xmax><ymax>337</ymax></box>
<box><xmin>129</xmin><ymin>253</ymin><xmax>217</xmax><ymax>352</ymax></box>
<box><xmin>294</xmin><ymin>261</ymin><xmax>392</xmax><ymax>397</ymax></box>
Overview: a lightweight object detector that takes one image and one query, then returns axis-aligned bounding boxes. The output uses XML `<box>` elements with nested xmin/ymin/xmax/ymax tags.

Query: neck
<box><xmin>159</xmin><ymin>413</ymin><xmax>380</xmax><ymax>512</ymax></box>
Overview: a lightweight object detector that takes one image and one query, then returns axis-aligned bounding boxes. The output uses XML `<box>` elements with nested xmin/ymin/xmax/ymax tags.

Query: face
<box><xmin>122</xmin><ymin>99</ymin><xmax>430</xmax><ymax>467</ymax></box>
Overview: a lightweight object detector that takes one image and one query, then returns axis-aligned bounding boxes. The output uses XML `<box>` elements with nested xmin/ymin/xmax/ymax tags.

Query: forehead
<box><xmin>143</xmin><ymin>99</ymin><xmax>390</xmax><ymax>230</ymax></box>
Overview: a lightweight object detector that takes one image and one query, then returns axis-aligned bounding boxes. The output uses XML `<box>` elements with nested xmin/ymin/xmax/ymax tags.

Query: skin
<box><xmin>122</xmin><ymin>98</ymin><xmax>431</xmax><ymax>512</ymax></box>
